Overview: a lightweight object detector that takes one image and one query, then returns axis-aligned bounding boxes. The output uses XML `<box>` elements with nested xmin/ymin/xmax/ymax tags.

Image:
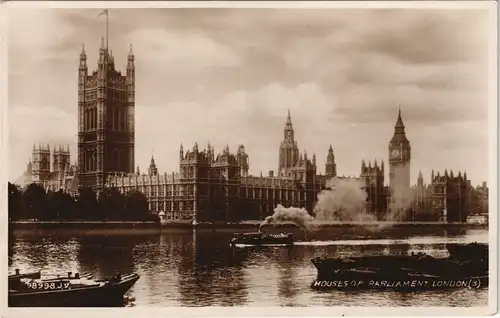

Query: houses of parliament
<box><xmin>16</xmin><ymin>40</ymin><xmax>488</xmax><ymax>223</ymax></box>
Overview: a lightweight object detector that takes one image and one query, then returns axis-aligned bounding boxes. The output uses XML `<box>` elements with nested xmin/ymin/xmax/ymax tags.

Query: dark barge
<box><xmin>230</xmin><ymin>232</ymin><xmax>294</xmax><ymax>246</ymax></box>
<box><xmin>311</xmin><ymin>243</ymin><xmax>488</xmax><ymax>291</ymax></box>
<box><xmin>8</xmin><ymin>270</ymin><xmax>140</xmax><ymax>307</ymax></box>
<box><xmin>446</xmin><ymin>242</ymin><xmax>488</xmax><ymax>261</ymax></box>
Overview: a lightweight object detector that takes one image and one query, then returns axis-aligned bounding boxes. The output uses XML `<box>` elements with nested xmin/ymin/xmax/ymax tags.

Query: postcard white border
<box><xmin>0</xmin><ymin>1</ymin><xmax>497</xmax><ymax>317</ymax></box>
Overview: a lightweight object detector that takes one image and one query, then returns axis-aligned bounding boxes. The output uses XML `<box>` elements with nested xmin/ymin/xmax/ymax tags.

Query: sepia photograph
<box><xmin>2</xmin><ymin>1</ymin><xmax>497</xmax><ymax>316</ymax></box>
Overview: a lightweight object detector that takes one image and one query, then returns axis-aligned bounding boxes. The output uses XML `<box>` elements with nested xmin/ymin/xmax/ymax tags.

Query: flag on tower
<box><xmin>97</xmin><ymin>9</ymin><xmax>109</xmax><ymax>50</ymax></box>
<box><xmin>97</xmin><ymin>9</ymin><xmax>108</xmax><ymax>18</ymax></box>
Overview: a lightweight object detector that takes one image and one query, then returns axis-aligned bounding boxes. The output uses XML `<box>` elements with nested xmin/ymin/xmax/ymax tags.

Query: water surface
<box><xmin>9</xmin><ymin>228</ymin><xmax>488</xmax><ymax>307</ymax></box>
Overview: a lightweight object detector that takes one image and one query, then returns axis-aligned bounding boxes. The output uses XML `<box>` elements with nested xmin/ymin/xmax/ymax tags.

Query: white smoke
<box><xmin>385</xmin><ymin>163</ymin><xmax>415</xmax><ymax>221</ymax></box>
<box><xmin>259</xmin><ymin>204</ymin><xmax>315</xmax><ymax>232</ymax></box>
<box><xmin>259</xmin><ymin>165</ymin><xmax>422</xmax><ymax>232</ymax></box>
<box><xmin>259</xmin><ymin>177</ymin><xmax>376</xmax><ymax>231</ymax></box>
<box><xmin>314</xmin><ymin>178</ymin><xmax>376</xmax><ymax>222</ymax></box>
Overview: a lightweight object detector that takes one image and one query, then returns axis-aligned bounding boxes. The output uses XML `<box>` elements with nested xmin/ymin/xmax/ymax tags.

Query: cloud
<box><xmin>8</xmin><ymin>9</ymin><xmax>77</xmax><ymax>58</ymax></box>
<box><xmin>8</xmin><ymin>105</ymin><xmax>77</xmax><ymax>178</ymax></box>
<box><xmin>354</xmin><ymin>10</ymin><xmax>488</xmax><ymax>65</ymax></box>
<box><xmin>6</xmin><ymin>7</ymin><xmax>492</xmax><ymax>187</ymax></box>
<box><xmin>134</xmin><ymin>82</ymin><xmax>337</xmax><ymax>174</ymax></box>
<box><xmin>331</xmin><ymin>81</ymin><xmax>488</xmax><ymax>125</ymax></box>
<box><xmin>9</xmin><ymin>105</ymin><xmax>76</xmax><ymax>141</ymax></box>
<box><xmin>128</xmin><ymin>29</ymin><xmax>242</xmax><ymax>72</ymax></box>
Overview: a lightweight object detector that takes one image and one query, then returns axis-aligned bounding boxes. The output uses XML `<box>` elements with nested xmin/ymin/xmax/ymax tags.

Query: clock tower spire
<box><xmin>388</xmin><ymin>107</ymin><xmax>411</xmax><ymax>189</ymax></box>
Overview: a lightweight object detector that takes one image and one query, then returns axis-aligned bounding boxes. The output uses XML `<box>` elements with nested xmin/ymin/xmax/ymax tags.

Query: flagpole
<box><xmin>106</xmin><ymin>9</ymin><xmax>109</xmax><ymax>51</ymax></box>
<box><xmin>97</xmin><ymin>9</ymin><xmax>109</xmax><ymax>51</ymax></box>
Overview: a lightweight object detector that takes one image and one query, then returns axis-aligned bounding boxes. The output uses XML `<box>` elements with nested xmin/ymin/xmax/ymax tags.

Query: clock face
<box><xmin>391</xmin><ymin>149</ymin><xmax>400</xmax><ymax>158</ymax></box>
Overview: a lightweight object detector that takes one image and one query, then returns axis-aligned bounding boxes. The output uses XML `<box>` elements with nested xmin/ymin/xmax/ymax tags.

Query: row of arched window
<box><xmin>107</xmin><ymin>106</ymin><xmax>127</xmax><ymax>131</ymax></box>
<box><xmin>83</xmin><ymin>150</ymin><xmax>98</xmax><ymax>172</ymax></box>
<box><xmin>82</xmin><ymin>148</ymin><xmax>127</xmax><ymax>172</ymax></box>
<box><xmin>83</xmin><ymin>106</ymin><xmax>128</xmax><ymax>131</ymax></box>
<box><xmin>84</xmin><ymin>107</ymin><xmax>98</xmax><ymax>131</ymax></box>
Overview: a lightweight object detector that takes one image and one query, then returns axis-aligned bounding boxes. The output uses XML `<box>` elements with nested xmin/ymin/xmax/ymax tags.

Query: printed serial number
<box><xmin>27</xmin><ymin>281</ymin><xmax>71</xmax><ymax>290</ymax></box>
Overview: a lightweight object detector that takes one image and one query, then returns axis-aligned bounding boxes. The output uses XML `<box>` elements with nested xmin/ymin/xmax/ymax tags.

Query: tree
<box><xmin>76</xmin><ymin>187</ymin><xmax>99</xmax><ymax>220</ymax></box>
<box><xmin>125</xmin><ymin>190</ymin><xmax>154</xmax><ymax>221</ymax></box>
<box><xmin>22</xmin><ymin>183</ymin><xmax>48</xmax><ymax>220</ymax></box>
<box><xmin>8</xmin><ymin>182</ymin><xmax>23</xmax><ymax>220</ymax></box>
<box><xmin>47</xmin><ymin>190</ymin><xmax>76</xmax><ymax>220</ymax></box>
<box><xmin>98</xmin><ymin>188</ymin><xmax>126</xmax><ymax>220</ymax></box>
<box><xmin>45</xmin><ymin>190</ymin><xmax>56</xmax><ymax>219</ymax></box>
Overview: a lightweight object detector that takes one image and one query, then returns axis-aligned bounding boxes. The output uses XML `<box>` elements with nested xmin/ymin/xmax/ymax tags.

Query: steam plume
<box><xmin>259</xmin><ymin>177</ymin><xmax>375</xmax><ymax>231</ymax></box>
<box><xmin>259</xmin><ymin>164</ymin><xmax>422</xmax><ymax>232</ymax></box>
<box><xmin>314</xmin><ymin>178</ymin><xmax>375</xmax><ymax>222</ymax></box>
<box><xmin>259</xmin><ymin>205</ymin><xmax>314</xmax><ymax>232</ymax></box>
<box><xmin>385</xmin><ymin>163</ymin><xmax>415</xmax><ymax>221</ymax></box>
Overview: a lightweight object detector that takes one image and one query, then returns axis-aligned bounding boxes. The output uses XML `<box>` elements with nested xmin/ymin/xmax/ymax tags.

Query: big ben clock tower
<box><xmin>388</xmin><ymin>108</ymin><xmax>411</xmax><ymax>190</ymax></box>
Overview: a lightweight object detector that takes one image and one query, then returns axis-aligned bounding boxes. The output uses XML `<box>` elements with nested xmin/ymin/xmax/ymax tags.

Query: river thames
<box><xmin>8</xmin><ymin>227</ymin><xmax>488</xmax><ymax>307</ymax></box>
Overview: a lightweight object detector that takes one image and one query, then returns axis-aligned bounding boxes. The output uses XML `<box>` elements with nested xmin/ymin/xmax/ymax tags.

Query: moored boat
<box><xmin>230</xmin><ymin>232</ymin><xmax>294</xmax><ymax>246</ymax></box>
<box><xmin>9</xmin><ymin>270</ymin><xmax>140</xmax><ymax>307</ymax></box>
<box><xmin>8</xmin><ymin>269</ymin><xmax>41</xmax><ymax>281</ymax></box>
<box><xmin>446</xmin><ymin>242</ymin><xmax>488</xmax><ymax>262</ymax></box>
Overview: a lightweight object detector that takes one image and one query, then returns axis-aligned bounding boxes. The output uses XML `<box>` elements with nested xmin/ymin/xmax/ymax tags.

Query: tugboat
<box><xmin>8</xmin><ymin>269</ymin><xmax>140</xmax><ymax>307</ymax></box>
<box><xmin>230</xmin><ymin>231</ymin><xmax>294</xmax><ymax>247</ymax></box>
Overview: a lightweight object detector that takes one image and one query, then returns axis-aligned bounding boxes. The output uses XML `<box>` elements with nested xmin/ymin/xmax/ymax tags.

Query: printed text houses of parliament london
<box><xmin>17</xmin><ymin>40</ymin><xmax>484</xmax><ymax>222</ymax></box>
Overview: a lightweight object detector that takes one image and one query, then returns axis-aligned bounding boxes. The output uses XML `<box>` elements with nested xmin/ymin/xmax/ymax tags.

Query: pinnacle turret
<box><xmin>80</xmin><ymin>44</ymin><xmax>86</xmax><ymax>59</ymax></box>
<box><xmin>148</xmin><ymin>155</ymin><xmax>158</xmax><ymax>176</ymax></box>
<box><xmin>395</xmin><ymin>106</ymin><xmax>404</xmax><ymax>128</ymax></box>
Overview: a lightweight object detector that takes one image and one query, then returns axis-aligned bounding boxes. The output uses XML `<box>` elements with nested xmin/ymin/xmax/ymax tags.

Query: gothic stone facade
<box><xmin>430</xmin><ymin>170</ymin><xmax>471</xmax><ymax>223</ymax></box>
<box><xmin>474</xmin><ymin>182</ymin><xmax>489</xmax><ymax>216</ymax></box>
<box><xmin>106</xmin><ymin>112</ymin><xmax>389</xmax><ymax>221</ymax></box>
<box><xmin>77</xmin><ymin>40</ymin><xmax>135</xmax><ymax>192</ymax></box>
<box><xmin>15</xmin><ymin>144</ymin><xmax>78</xmax><ymax>195</ymax></box>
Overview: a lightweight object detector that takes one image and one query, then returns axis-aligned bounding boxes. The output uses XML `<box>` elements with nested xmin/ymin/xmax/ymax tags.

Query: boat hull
<box><xmin>230</xmin><ymin>232</ymin><xmax>294</xmax><ymax>246</ymax></box>
<box><xmin>230</xmin><ymin>238</ymin><xmax>294</xmax><ymax>246</ymax></box>
<box><xmin>9</xmin><ymin>273</ymin><xmax>140</xmax><ymax>307</ymax></box>
<box><xmin>446</xmin><ymin>243</ymin><xmax>488</xmax><ymax>261</ymax></box>
<box><xmin>313</xmin><ymin>256</ymin><xmax>486</xmax><ymax>278</ymax></box>
<box><xmin>310</xmin><ymin>253</ymin><xmax>488</xmax><ymax>291</ymax></box>
<box><xmin>8</xmin><ymin>271</ymin><xmax>41</xmax><ymax>281</ymax></box>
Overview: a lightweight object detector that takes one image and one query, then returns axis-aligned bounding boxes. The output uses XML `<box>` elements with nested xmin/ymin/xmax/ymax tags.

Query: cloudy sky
<box><xmin>7</xmin><ymin>6</ymin><xmax>493</xmax><ymax>186</ymax></box>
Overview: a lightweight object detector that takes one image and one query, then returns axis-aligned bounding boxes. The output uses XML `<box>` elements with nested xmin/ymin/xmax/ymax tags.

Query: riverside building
<box><xmin>106</xmin><ymin>111</ymin><xmax>390</xmax><ymax>221</ymax></box>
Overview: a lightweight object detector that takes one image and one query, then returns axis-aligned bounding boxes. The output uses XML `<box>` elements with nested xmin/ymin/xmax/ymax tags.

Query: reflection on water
<box><xmin>9</xmin><ymin>229</ymin><xmax>488</xmax><ymax>307</ymax></box>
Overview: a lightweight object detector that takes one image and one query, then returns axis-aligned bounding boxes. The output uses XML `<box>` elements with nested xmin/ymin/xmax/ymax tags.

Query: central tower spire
<box><xmin>283</xmin><ymin>108</ymin><xmax>294</xmax><ymax>142</ymax></box>
<box><xmin>278</xmin><ymin>109</ymin><xmax>299</xmax><ymax>177</ymax></box>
